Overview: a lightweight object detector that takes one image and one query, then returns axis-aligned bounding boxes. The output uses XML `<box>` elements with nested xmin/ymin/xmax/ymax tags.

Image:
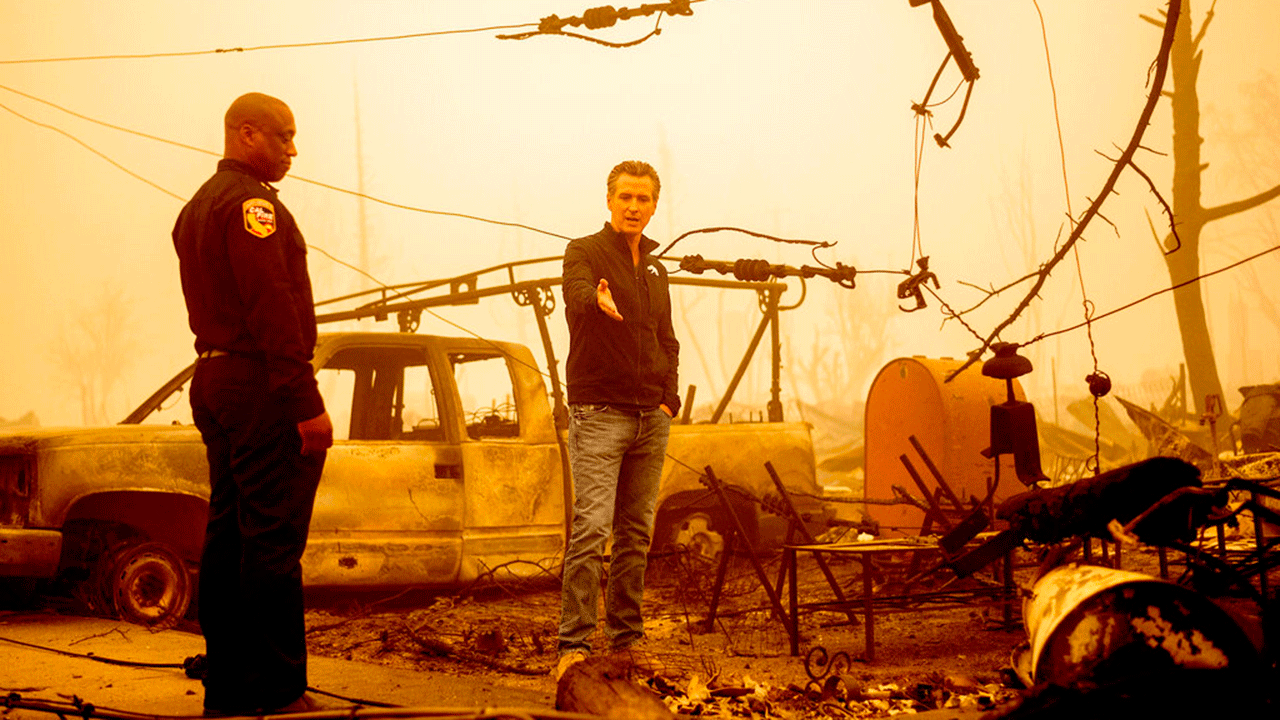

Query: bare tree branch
<box><xmin>1126</xmin><ymin>159</ymin><xmax>1182</xmax><ymax>254</ymax></box>
<box><xmin>952</xmin><ymin>270</ymin><xmax>1041</xmax><ymax>317</ymax></box>
<box><xmin>1202</xmin><ymin>181</ymin><xmax>1280</xmax><ymax>223</ymax></box>
<box><xmin>1191</xmin><ymin>0</ymin><xmax>1217</xmax><ymax>48</ymax></box>
<box><xmin>945</xmin><ymin>0</ymin><xmax>1183</xmax><ymax>382</ymax></box>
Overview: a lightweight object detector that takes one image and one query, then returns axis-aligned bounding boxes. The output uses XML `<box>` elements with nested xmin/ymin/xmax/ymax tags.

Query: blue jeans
<box><xmin>558</xmin><ymin>404</ymin><xmax>671</xmax><ymax>654</ymax></box>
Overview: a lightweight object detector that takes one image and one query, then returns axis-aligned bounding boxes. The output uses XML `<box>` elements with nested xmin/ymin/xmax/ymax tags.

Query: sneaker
<box><xmin>555</xmin><ymin>650</ymin><xmax>588</xmax><ymax>682</ymax></box>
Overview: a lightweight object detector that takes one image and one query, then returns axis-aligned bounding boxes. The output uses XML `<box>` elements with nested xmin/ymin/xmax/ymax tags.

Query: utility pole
<box><xmin>353</xmin><ymin>73</ymin><xmax>371</xmax><ymax>291</ymax></box>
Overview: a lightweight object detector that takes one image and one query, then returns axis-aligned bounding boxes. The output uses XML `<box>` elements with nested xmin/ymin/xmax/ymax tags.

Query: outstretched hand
<box><xmin>596</xmin><ymin>278</ymin><xmax>624</xmax><ymax>321</ymax></box>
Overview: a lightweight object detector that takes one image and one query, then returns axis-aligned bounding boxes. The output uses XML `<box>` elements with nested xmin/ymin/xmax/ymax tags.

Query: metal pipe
<box><xmin>767</xmin><ymin>291</ymin><xmax>782</xmax><ymax>422</ymax></box>
<box><xmin>709</xmin><ymin>301</ymin><xmax>772</xmax><ymax>424</ymax></box>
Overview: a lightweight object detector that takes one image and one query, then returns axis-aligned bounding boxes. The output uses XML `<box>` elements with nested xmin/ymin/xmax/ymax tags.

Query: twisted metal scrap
<box><xmin>944</xmin><ymin>0</ymin><xmax>1184</xmax><ymax>382</ymax></box>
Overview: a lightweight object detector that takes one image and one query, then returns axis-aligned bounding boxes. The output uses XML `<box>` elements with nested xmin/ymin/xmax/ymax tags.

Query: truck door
<box><xmin>304</xmin><ymin>343</ymin><xmax>465</xmax><ymax>587</ymax></box>
<box><xmin>448</xmin><ymin>350</ymin><xmax>565</xmax><ymax>583</ymax></box>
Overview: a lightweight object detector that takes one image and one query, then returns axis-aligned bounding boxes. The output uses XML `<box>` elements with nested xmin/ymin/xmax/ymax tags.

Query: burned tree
<box><xmin>1143</xmin><ymin>2</ymin><xmax>1280</xmax><ymax>414</ymax></box>
<box><xmin>49</xmin><ymin>283</ymin><xmax>137</xmax><ymax>425</ymax></box>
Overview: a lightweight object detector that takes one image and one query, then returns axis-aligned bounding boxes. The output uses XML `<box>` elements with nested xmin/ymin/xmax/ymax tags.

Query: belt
<box><xmin>197</xmin><ymin>349</ymin><xmax>230</xmax><ymax>360</ymax></box>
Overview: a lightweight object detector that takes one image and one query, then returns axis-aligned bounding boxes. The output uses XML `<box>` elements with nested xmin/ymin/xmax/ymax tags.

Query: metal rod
<box><xmin>527</xmin><ymin>287</ymin><xmax>565</xmax><ymax>427</ymax></box>
<box><xmin>702</xmin><ymin>527</ymin><xmax>736</xmax><ymax>632</ymax></box>
<box><xmin>703</xmin><ymin>466</ymin><xmax>794</xmax><ymax>640</ymax></box>
<box><xmin>862</xmin><ymin>557</ymin><xmax>875</xmax><ymax>661</ymax></box>
<box><xmin>318</xmin><ymin>272</ymin><xmax>786</xmax><ymax>324</ymax></box>
<box><xmin>765</xmin><ymin>462</ymin><xmax>859</xmax><ymax>628</ymax></box>
<box><xmin>767</xmin><ymin>290</ymin><xmax>783</xmax><ymax>422</ymax></box>
<box><xmin>908</xmin><ymin>435</ymin><xmax>965</xmax><ymax>512</ymax></box>
<box><xmin>774</xmin><ymin>520</ymin><xmax>796</xmax><ymax>610</ymax></box>
<box><xmin>709</xmin><ymin>307</ymin><xmax>772</xmax><ymax>424</ymax></box>
<box><xmin>680</xmin><ymin>384</ymin><xmax>696</xmax><ymax>424</ymax></box>
<box><xmin>898</xmin><ymin>454</ymin><xmax>954</xmax><ymax>532</ymax></box>
<box><xmin>1254</xmin><ymin>490</ymin><xmax>1268</xmax><ymax>605</ymax></box>
<box><xmin>789</xmin><ymin>546</ymin><xmax>799</xmax><ymax>656</ymax></box>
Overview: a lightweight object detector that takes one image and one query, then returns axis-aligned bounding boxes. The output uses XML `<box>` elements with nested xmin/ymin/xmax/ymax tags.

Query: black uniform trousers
<box><xmin>191</xmin><ymin>355</ymin><xmax>325</xmax><ymax>713</ymax></box>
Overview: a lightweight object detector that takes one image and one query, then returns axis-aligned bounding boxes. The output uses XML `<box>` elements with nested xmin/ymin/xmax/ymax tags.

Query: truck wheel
<box><xmin>99</xmin><ymin>541</ymin><xmax>192</xmax><ymax>628</ymax></box>
<box><xmin>671</xmin><ymin>512</ymin><xmax>726</xmax><ymax>566</ymax></box>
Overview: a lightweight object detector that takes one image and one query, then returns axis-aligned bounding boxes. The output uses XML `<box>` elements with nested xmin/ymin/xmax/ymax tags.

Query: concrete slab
<box><xmin>0</xmin><ymin>612</ymin><xmax>553</xmax><ymax>717</ymax></box>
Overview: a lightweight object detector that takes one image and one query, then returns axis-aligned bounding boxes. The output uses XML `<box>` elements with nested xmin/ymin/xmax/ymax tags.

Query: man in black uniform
<box><xmin>172</xmin><ymin>92</ymin><xmax>333</xmax><ymax>715</ymax></box>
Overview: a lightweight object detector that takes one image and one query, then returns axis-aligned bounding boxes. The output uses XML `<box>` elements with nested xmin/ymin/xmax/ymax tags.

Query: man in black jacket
<box><xmin>556</xmin><ymin>160</ymin><xmax>680</xmax><ymax>678</ymax></box>
<box><xmin>172</xmin><ymin>92</ymin><xmax>332</xmax><ymax>715</ymax></box>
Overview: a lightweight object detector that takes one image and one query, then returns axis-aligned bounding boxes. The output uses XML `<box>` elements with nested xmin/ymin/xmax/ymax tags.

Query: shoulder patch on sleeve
<box><xmin>242</xmin><ymin>198</ymin><xmax>277</xmax><ymax>238</ymax></box>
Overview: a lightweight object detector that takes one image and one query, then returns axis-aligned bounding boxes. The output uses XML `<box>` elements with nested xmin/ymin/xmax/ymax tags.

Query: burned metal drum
<box><xmin>1024</xmin><ymin>564</ymin><xmax>1258</xmax><ymax>687</ymax></box>
<box><xmin>863</xmin><ymin>356</ymin><xmax>1022</xmax><ymax>534</ymax></box>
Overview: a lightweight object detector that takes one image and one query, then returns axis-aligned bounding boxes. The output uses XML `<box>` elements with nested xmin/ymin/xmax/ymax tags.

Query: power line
<box><xmin>0</xmin><ymin>99</ymin><xmax>185</xmax><ymax>202</ymax></box>
<box><xmin>0</xmin><ymin>87</ymin><xmax>558</xmax><ymax>385</ymax></box>
<box><xmin>293</xmin><ymin>175</ymin><xmax>571</xmax><ymax>240</ymax></box>
<box><xmin>0</xmin><ymin>86</ymin><xmax>581</xmax><ymax>386</ymax></box>
<box><xmin>0</xmin><ymin>82</ymin><xmax>571</xmax><ymax>240</ymax></box>
<box><xmin>657</xmin><ymin>226</ymin><xmax>834</xmax><ymax>258</ymax></box>
<box><xmin>1025</xmin><ymin>242</ymin><xmax>1280</xmax><ymax>346</ymax></box>
<box><xmin>0</xmin><ymin>23</ymin><xmax>537</xmax><ymax>65</ymax></box>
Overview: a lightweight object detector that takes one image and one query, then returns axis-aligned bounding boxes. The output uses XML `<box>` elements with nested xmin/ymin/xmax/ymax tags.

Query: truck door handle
<box><xmin>434</xmin><ymin>463</ymin><xmax>462</xmax><ymax>479</ymax></box>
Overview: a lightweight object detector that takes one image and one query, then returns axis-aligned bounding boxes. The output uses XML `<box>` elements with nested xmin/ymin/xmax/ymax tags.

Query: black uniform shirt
<box><xmin>172</xmin><ymin>158</ymin><xmax>325</xmax><ymax>423</ymax></box>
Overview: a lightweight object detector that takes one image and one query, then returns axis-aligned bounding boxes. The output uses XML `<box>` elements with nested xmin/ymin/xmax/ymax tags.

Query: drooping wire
<box><xmin>0</xmin><ymin>88</ymin><xmax>556</xmax><ymax>385</ymax></box>
<box><xmin>1035</xmin><ymin>0</ymin><xmax>1103</xmax><ymax>474</ymax></box>
<box><xmin>292</xmin><ymin>175</ymin><xmax>571</xmax><ymax>240</ymax></box>
<box><xmin>656</xmin><ymin>226</ymin><xmax>834</xmax><ymax>259</ymax></box>
<box><xmin>1024</xmin><ymin>242</ymin><xmax>1280</xmax><ymax>346</ymax></box>
<box><xmin>910</xmin><ymin>108</ymin><xmax>931</xmax><ymax>270</ymax></box>
<box><xmin>305</xmin><ymin>244</ymin><xmax>396</xmax><ymax>293</ymax></box>
<box><xmin>924</xmin><ymin>285</ymin><xmax>986</xmax><ymax>344</ymax></box>
<box><xmin>0</xmin><ymin>99</ymin><xmax>185</xmax><ymax>201</ymax></box>
<box><xmin>905</xmin><ymin>69</ymin><xmax>966</xmax><ymax>275</ymax></box>
<box><xmin>0</xmin><ymin>23</ymin><xmax>538</xmax><ymax>65</ymax></box>
<box><xmin>0</xmin><ymin>82</ymin><xmax>571</xmax><ymax>241</ymax></box>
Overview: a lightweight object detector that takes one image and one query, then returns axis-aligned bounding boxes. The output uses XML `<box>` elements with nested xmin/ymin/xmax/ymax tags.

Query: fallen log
<box><xmin>556</xmin><ymin>655</ymin><xmax>675</xmax><ymax>719</ymax></box>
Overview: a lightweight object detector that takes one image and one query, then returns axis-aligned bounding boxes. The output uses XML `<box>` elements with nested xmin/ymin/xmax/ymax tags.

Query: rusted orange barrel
<box><xmin>863</xmin><ymin>356</ymin><xmax>1022</xmax><ymax>535</ymax></box>
<box><xmin>1022</xmin><ymin>564</ymin><xmax>1258</xmax><ymax>687</ymax></box>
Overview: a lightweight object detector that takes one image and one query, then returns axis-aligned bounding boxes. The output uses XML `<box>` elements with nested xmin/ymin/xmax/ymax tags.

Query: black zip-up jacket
<box><xmin>563</xmin><ymin>222</ymin><xmax>681</xmax><ymax>416</ymax></box>
<box><xmin>172</xmin><ymin>158</ymin><xmax>325</xmax><ymax>423</ymax></box>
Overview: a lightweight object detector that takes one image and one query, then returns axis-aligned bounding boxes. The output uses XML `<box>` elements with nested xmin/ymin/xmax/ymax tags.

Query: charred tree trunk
<box><xmin>1162</xmin><ymin>1</ymin><xmax>1222</xmax><ymax>415</ymax></box>
<box><xmin>1151</xmin><ymin>1</ymin><xmax>1280</xmax><ymax>414</ymax></box>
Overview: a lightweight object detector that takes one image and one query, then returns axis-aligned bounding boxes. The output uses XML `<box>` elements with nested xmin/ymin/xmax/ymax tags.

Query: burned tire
<box><xmin>654</xmin><ymin>490</ymin><xmax>761</xmax><ymax>567</ymax></box>
<box><xmin>98</xmin><ymin>541</ymin><xmax>192</xmax><ymax>628</ymax></box>
<box><xmin>670</xmin><ymin>512</ymin><xmax>726</xmax><ymax>565</ymax></box>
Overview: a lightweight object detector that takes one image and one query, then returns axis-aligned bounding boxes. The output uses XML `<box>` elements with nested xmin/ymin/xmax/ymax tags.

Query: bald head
<box><xmin>223</xmin><ymin>92</ymin><xmax>297</xmax><ymax>182</ymax></box>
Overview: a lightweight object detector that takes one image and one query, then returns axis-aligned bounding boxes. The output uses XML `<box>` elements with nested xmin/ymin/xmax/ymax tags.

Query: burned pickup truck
<box><xmin>0</xmin><ymin>258</ymin><xmax>828</xmax><ymax>627</ymax></box>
